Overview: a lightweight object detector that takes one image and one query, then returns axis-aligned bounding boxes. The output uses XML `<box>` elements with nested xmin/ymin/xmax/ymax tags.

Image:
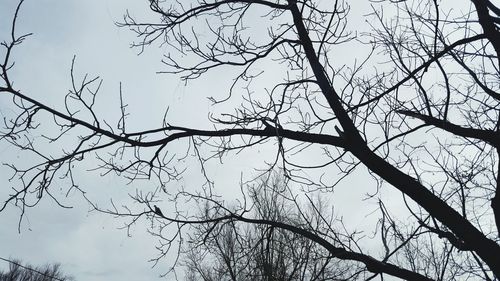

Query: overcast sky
<box><xmin>0</xmin><ymin>1</ymin><xmax>397</xmax><ymax>280</ymax></box>
<box><xmin>4</xmin><ymin>0</ymin><xmax>500</xmax><ymax>280</ymax></box>
<box><xmin>0</xmin><ymin>1</ymin><xmax>183</xmax><ymax>280</ymax></box>
<box><xmin>0</xmin><ymin>1</ymin><xmax>287</xmax><ymax>280</ymax></box>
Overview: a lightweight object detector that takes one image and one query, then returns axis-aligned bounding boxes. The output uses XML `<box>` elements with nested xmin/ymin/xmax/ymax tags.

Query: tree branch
<box><xmin>397</xmin><ymin>110</ymin><xmax>499</xmax><ymax>146</ymax></box>
<box><xmin>153</xmin><ymin>210</ymin><xmax>436</xmax><ymax>281</ymax></box>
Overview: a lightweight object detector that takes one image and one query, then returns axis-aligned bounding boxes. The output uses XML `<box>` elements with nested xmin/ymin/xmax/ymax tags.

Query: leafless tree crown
<box><xmin>1</xmin><ymin>0</ymin><xmax>500</xmax><ymax>280</ymax></box>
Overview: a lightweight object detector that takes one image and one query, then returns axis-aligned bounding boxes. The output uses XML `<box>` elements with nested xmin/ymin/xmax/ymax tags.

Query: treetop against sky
<box><xmin>1</xmin><ymin>0</ymin><xmax>500</xmax><ymax>280</ymax></box>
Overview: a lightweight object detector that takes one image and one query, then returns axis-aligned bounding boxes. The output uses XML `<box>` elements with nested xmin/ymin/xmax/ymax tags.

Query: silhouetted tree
<box><xmin>183</xmin><ymin>174</ymin><xmax>350</xmax><ymax>280</ymax></box>
<box><xmin>0</xmin><ymin>259</ymin><xmax>73</xmax><ymax>281</ymax></box>
<box><xmin>1</xmin><ymin>0</ymin><xmax>500</xmax><ymax>280</ymax></box>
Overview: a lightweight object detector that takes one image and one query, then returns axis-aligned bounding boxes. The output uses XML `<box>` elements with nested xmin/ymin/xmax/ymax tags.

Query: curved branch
<box><xmin>153</xmin><ymin>210</ymin><xmax>435</xmax><ymax>281</ymax></box>
<box><xmin>398</xmin><ymin>110</ymin><xmax>499</xmax><ymax>146</ymax></box>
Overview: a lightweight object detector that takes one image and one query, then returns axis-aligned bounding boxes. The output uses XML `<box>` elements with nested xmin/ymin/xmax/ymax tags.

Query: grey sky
<box><xmin>0</xmin><ymin>0</ymin><xmax>441</xmax><ymax>280</ymax></box>
<box><xmin>0</xmin><ymin>1</ymin><xmax>177</xmax><ymax>280</ymax></box>
<box><xmin>0</xmin><ymin>1</ymin><xmax>295</xmax><ymax>279</ymax></box>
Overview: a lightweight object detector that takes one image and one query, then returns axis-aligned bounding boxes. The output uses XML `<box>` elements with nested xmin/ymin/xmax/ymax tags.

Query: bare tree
<box><xmin>0</xmin><ymin>259</ymin><xmax>73</xmax><ymax>281</ymax></box>
<box><xmin>182</xmin><ymin>174</ymin><xmax>351</xmax><ymax>281</ymax></box>
<box><xmin>1</xmin><ymin>0</ymin><xmax>500</xmax><ymax>280</ymax></box>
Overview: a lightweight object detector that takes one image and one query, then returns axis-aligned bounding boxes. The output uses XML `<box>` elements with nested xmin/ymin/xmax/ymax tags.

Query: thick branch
<box><xmin>235</xmin><ymin>216</ymin><xmax>435</xmax><ymax>281</ymax></box>
<box><xmin>494</xmin><ymin>153</ymin><xmax>500</xmax><ymax>236</ymax></box>
<box><xmin>153</xmin><ymin>210</ymin><xmax>435</xmax><ymax>281</ymax></box>
<box><xmin>1</xmin><ymin>87</ymin><xmax>343</xmax><ymax>148</ymax></box>
<box><xmin>350</xmin><ymin>144</ymin><xmax>500</xmax><ymax>276</ymax></box>
<box><xmin>139</xmin><ymin>125</ymin><xmax>345</xmax><ymax>148</ymax></box>
<box><xmin>288</xmin><ymin>0</ymin><xmax>500</xmax><ymax>275</ymax></box>
<box><xmin>398</xmin><ymin>110</ymin><xmax>499</xmax><ymax>146</ymax></box>
<box><xmin>471</xmin><ymin>0</ymin><xmax>500</xmax><ymax>67</ymax></box>
<box><xmin>287</xmin><ymin>0</ymin><xmax>364</xmax><ymax>141</ymax></box>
